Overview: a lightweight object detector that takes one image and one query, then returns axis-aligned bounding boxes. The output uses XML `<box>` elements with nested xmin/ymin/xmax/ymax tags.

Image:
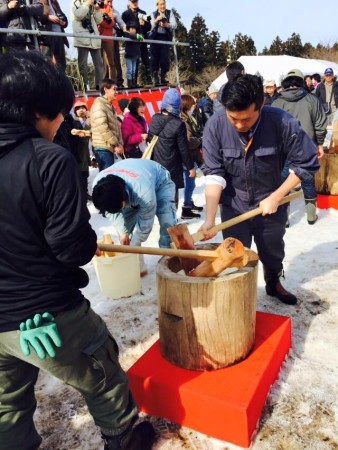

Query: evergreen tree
<box><xmin>205</xmin><ymin>30</ymin><xmax>221</xmax><ymax>66</ymax></box>
<box><xmin>231</xmin><ymin>33</ymin><xmax>256</xmax><ymax>60</ymax></box>
<box><xmin>217</xmin><ymin>41</ymin><xmax>230</xmax><ymax>67</ymax></box>
<box><xmin>188</xmin><ymin>14</ymin><xmax>209</xmax><ymax>73</ymax></box>
<box><xmin>302</xmin><ymin>42</ymin><xmax>314</xmax><ymax>57</ymax></box>
<box><xmin>284</xmin><ymin>33</ymin><xmax>303</xmax><ymax>57</ymax></box>
<box><xmin>260</xmin><ymin>46</ymin><xmax>270</xmax><ymax>55</ymax></box>
<box><xmin>269</xmin><ymin>36</ymin><xmax>285</xmax><ymax>55</ymax></box>
<box><xmin>171</xmin><ymin>8</ymin><xmax>190</xmax><ymax>70</ymax></box>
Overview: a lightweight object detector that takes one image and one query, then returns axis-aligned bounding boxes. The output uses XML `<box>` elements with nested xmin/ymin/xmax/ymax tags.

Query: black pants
<box><xmin>135</xmin><ymin>42</ymin><xmax>151</xmax><ymax>82</ymax></box>
<box><xmin>220</xmin><ymin>203</ymin><xmax>288</xmax><ymax>273</ymax></box>
<box><xmin>150</xmin><ymin>41</ymin><xmax>170</xmax><ymax>77</ymax></box>
<box><xmin>46</xmin><ymin>36</ymin><xmax>66</xmax><ymax>72</ymax></box>
<box><xmin>113</xmin><ymin>41</ymin><xmax>124</xmax><ymax>85</ymax></box>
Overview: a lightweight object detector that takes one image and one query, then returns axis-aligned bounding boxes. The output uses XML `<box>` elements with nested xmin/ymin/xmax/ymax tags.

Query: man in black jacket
<box><xmin>41</xmin><ymin>0</ymin><xmax>69</xmax><ymax>72</ymax></box>
<box><xmin>0</xmin><ymin>0</ymin><xmax>43</xmax><ymax>51</ymax></box>
<box><xmin>315</xmin><ymin>67</ymin><xmax>338</xmax><ymax>125</ymax></box>
<box><xmin>272</xmin><ymin>68</ymin><xmax>327</xmax><ymax>225</ymax></box>
<box><xmin>122</xmin><ymin>0</ymin><xmax>152</xmax><ymax>85</ymax></box>
<box><xmin>0</xmin><ymin>51</ymin><xmax>154</xmax><ymax>450</ymax></box>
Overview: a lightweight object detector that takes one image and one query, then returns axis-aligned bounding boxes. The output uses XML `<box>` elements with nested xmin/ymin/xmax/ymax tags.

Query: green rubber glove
<box><xmin>19</xmin><ymin>312</ymin><xmax>62</xmax><ymax>360</ymax></box>
<box><xmin>136</xmin><ymin>34</ymin><xmax>143</xmax><ymax>41</ymax></box>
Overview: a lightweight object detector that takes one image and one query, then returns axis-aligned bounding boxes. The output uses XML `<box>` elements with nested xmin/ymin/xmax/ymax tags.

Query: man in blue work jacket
<box><xmin>200</xmin><ymin>74</ymin><xmax>319</xmax><ymax>305</ymax></box>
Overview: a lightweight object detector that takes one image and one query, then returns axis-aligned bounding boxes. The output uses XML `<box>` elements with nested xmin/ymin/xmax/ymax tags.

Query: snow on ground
<box><xmin>35</xmin><ymin>169</ymin><xmax>338</xmax><ymax>450</ymax></box>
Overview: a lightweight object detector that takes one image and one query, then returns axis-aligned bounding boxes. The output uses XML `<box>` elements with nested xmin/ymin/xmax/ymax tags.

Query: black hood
<box><xmin>0</xmin><ymin>123</ymin><xmax>40</xmax><ymax>159</ymax></box>
<box><xmin>277</xmin><ymin>88</ymin><xmax>308</xmax><ymax>103</ymax></box>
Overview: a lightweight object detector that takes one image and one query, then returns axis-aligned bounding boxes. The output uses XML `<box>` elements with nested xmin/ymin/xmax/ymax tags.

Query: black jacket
<box><xmin>0</xmin><ymin>0</ymin><xmax>43</xmax><ymax>48</ymax></box>
<box><xmin>0</xmin><ymin>123</ymin><xmax>97</xmax><ymax>331</ymax></box>
<box><xmin>201</xmin><ymin>96</ymin><xmax>214</xmax><ymax>125</ymax></box>
<box><xmin>121</xmin><ymin>7</ymin><xmax>151</xmax><ymax>36</ymax></box>
<box><xmin>272</xmin><ymin>88</ymin><xmax>327</xmax><ymax>145</ymax></box>
<box><xmin>315</xmin><ymin>81</ymin><xmax>338</xmax><ymax>107</ymax></box>
<box><xmin>124</xmin><ymin>31</ymin><xmax>141</xmax><ymax>59</ymax></box>
<box><xmin>148</xmin><ymin>113</ymin><xmax>193</xmax><ymax>189</ymax></box>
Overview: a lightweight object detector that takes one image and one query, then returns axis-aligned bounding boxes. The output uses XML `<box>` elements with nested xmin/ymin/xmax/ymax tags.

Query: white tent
<box><xmin>212</xmin><ymin>55</ymin><xmax>338</xmax><ymax>88</ymax></box>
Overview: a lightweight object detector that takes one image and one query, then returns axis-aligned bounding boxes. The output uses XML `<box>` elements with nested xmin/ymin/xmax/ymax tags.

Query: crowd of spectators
<box><xmin>0</xmin><ymin>0</ymin><xmax>177</xmax><ymax>90</ymax></box>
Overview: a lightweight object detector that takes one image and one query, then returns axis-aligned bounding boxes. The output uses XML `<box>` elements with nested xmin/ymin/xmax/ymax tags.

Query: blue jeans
<box><xmin>281</xmin><ymin>160</ymin><xmax>316</xmax><ymax>199</ymax></box>
<box><xmin>94</xmin><ymin>148</ymin><xmax>115</xmax><ymax>172</ymax></box>
<box><xmin>183</xmin><ymin>168</ymin><xmax>196</xmax><ymax>208</ymax></box>
<box><xmin>126</xmin><ymin>56</ymin><xmax>138</xmax><ymax>80</ymax></box>
<box><xmin>125</xmin><ymin>176</ymin><xmax>177</xmax><ymax>248</ymax></box>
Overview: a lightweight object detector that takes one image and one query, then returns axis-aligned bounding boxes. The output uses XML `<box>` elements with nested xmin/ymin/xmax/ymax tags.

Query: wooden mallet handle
<box><xmin>97</xmin><ymin>243</ymin><xmax>218</xmax><ymax>261</ymax></box>
<box><xmin>191</xmin><ymin>190</ymin><xmax>303</xmax><ymax>243</ymax></box>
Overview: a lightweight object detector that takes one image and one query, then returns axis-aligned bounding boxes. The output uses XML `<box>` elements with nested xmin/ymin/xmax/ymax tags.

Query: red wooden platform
<box><xmin>317</xmin><ymin>194</ymin><xmax>338</xmax><ymax>210</ymax></box>
<box><xmin>127</xmin><ymin>311</ymin><xmax>291</xmax><ymax>448</ymax></box>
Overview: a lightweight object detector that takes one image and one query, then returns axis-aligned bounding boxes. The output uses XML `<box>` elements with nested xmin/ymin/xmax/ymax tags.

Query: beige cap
<box><xmin>284</xmin><ymin>68</ymin><xmax>304</xmax><ymax>80</ymax></box>
<box><xmin>208</xmin><ymin>83</ymin><xmax>218</xmax><ymax>95</ymax></box>
<box><xmin>264</xmin><ymin>80</ymin><xmax>276</xmax><ymax>87</ymax></box>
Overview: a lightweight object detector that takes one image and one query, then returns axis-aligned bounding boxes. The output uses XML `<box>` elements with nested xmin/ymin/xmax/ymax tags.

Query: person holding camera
<box><xmin>0</xmin><ymin>0</ymin><xmax>43</xmax><ymax>51</ymax></box>
<box><xmin>122</xmin><ymin>0</ymin><xmax>152</xmax><ymax>86</ymax></box>
<box><xmin>149</xmin><ymin>0</ymin><xmax>176</xmax><ymax>86</ymax></box>
<box><xmin>97</xmin><ymin>0</ymin><xmax>116</xmax><ymax>80</ymax></box>
<box><xmin>39</xmin><ymin>0</ymin><xmax>69</xmax><ymax>71</ymax></box>
<box><xmin>72</xmin><ymin>0</ymin><xmax>104</xmax><ymax>90</ymax></box>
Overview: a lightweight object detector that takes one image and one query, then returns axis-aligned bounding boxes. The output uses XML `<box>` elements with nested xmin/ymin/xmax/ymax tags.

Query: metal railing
<box><xmin>0</xmin><ymin>27</ymin><xmax>189</xmax><ymax>86</ymax></box>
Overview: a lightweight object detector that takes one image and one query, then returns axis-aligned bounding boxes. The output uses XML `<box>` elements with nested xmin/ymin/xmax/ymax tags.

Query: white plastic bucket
<box><xmin>93</xmin><ymin>253</ymin><xmax>141</xmax><ymax>299</ymax></box>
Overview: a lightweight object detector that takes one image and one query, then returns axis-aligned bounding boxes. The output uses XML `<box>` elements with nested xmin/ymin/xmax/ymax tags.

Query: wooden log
<box><xmin>156</xmin><ymin>246</ymin><xmax>259</xmax><ymax>371</ymax></box>
<box><xmin>315</xmin><ymin>153</ymin><xmax>338</xmax><ymax>195</ymax></box>
<box><xmin>328</xmin><ymin>121</ymin><xmax>338</xmax><ymax>153</ymax></box>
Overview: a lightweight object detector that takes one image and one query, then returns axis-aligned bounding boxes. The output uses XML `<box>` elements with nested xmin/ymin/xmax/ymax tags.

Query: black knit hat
<box><xmin>118</xmin><ymin>98</ymin><xmax>129</xmax><ymax>113</ymax></box>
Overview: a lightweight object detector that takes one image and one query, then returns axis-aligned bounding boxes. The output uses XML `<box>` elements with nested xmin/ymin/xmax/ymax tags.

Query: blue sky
<box><xmin>60</xmin><ymin>0</ymin><xmax>337</xmax><ymax>52</ymax></box>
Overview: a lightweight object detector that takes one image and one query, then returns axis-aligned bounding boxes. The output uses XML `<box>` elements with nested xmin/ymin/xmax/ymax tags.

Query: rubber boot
<box><xmin>305</xmin><ymin>198</ymin><xmax>317</xmax><ymax>225</ymax></box>
<box><xmin>191</xmin><ymin>201</ymin><xmax>203</xmax><ymax>212</ymax></box>
<box><xmin>181</xmin><ymin>207</ymin><xmax>201</xmax><ymax>220</ymax></box>
<box><xmin>103</xmin><ymin>421</ymin><xmax>155</xmax><ymax>450</ymax></box>
<box><xmin>127</xmin><ymin>79</ymin><xmax>133</xmax><ymax>89</ymax></box>
<box><xmin>263</xmin><ymin>267</ymin><xmax>297</xmax><ymax>305</ymax></box>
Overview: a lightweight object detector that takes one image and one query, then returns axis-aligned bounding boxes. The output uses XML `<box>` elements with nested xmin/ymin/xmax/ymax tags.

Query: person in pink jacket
<box><xmin>121</xmin><ymin>97</ymin><xmax>148</xmax><ymax>158</ymax></box>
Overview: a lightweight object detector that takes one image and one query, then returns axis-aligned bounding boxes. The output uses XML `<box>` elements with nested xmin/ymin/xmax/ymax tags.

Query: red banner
<box><xmin>75</xmin><ymin>87</ymin><xmax>171</xmax><ymax>124</ymax></box>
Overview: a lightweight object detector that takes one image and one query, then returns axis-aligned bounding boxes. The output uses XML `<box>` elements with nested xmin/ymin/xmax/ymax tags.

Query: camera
<box><xmin>102</xmin><ymin>13</ymin><xmax>112</xmax><ymax>24</ymax></box>
<box><xmin>159</xmin><ymin>13</ymin><xmax>168</xmax><ymax>23</ymax></box>
<box><xmin>56</xmin><ymin>12</ymin><xmax>67</xmax><ymax>23</ymax></box>
<box><xmin>94</xmin><ymin>0</ymin><xmax>104</xmax><ymax>7</ymax></box>
<box><xmin>137</xmin><ymin>13</ymin><xmax>151</xmax><ymax>22</ymax></box>
<box><xmin>7</xmin><ymin>0</ymin><xmax>25</xmax><ymax>13</ymax></box>
<box><xmin>81</xmin><ymin>18</ymin><xmax>94</xmax><ymax>33</ymax></box>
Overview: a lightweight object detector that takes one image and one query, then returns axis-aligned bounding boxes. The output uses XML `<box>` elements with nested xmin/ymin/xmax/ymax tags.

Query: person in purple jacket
<box><xmin>200</xmin><ymin>74</ymin><xmax>319</xmax><ymax>306</ymax></box>
<box><xmin>121</xmin><ymin>96</ymin><xmax>148</xmax><ymax>158</ymax></box>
